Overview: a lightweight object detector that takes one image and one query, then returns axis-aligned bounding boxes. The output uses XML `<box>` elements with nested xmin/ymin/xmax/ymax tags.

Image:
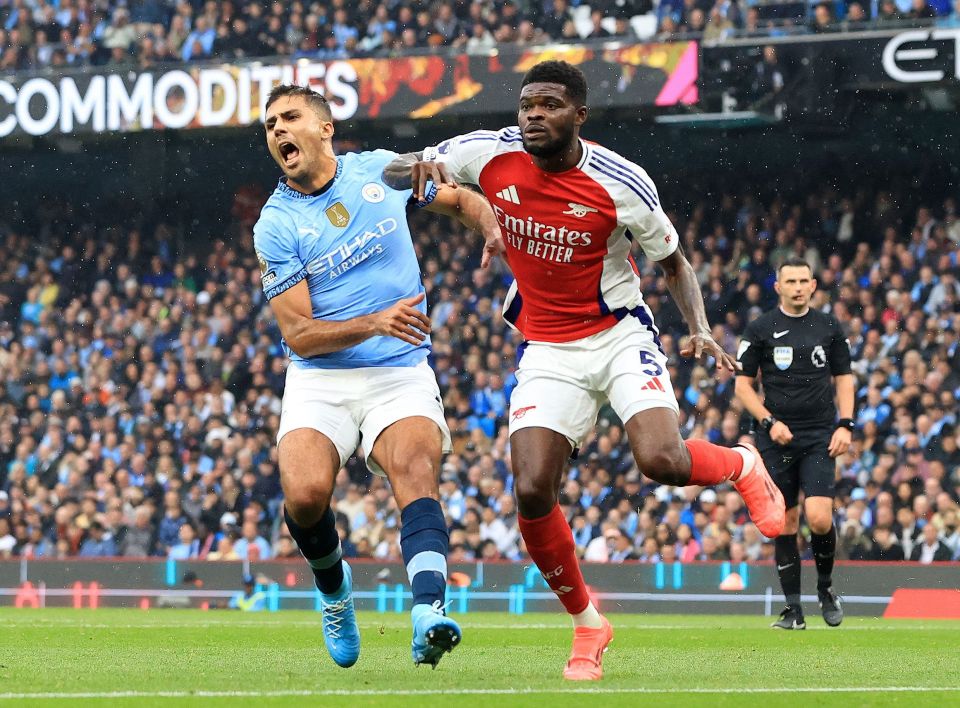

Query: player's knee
<box><xmin>515</xmin><ymin>474</ymin><xmax>556</xmax><ymax>519</ymax></box>
<box><xmin>391</xmin><ymin>452</ymin><xmax>440</xmax><ymax>506</ymax></box>
<box><xmin>808</xmin><ymin>515</ymin><xmax>833</xmax><ymax>535</ymax></box>
<box><xmin>282</xmin><ymin>479</ymin><xmax>332</xmax><ymax>525</ymax></box>
<box><xmin>781</xmin><ymin>508</ymin><xmax>801</xmax><ymax>535</ymax></box>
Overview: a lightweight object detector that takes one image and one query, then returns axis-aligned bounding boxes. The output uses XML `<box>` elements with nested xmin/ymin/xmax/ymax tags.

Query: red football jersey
<box><xmin>423</xmin><ymin>127</ymin><xmax>678</xmax><ymax>343</ymax></box>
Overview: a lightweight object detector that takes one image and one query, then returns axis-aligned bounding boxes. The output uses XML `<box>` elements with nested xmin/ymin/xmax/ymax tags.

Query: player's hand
<box><xmin>411</xmin><ymin>160</ymin><xmax>457</xmax><ymax>202</ymax></box>
<box><xmin>680</xmin><ymin>332</ymin><xmax>738</xmax><ymax>371</ymax></box>
<box><xmin>373</xmin><ymin>293</ymin><xmax>431</xmax><ymax>345</ymax></box>
<box><xmin>480</xmin><ymin>229</ymin><xmax>506</xmax><ymax>269</ymax></box>
<box><xmin>828</xmin><ymin>427</ymin><xmax>851</xmax><ymax>458</ymax></box>
<box><xmin>770</xmin><ymin>421</ymin><xmax>793</xmax><ymax>446</ymax></box>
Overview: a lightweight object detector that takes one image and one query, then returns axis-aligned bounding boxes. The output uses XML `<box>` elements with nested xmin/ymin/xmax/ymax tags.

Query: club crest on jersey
<box><xmin>811</xmin><ymin>345</ymin><xmax>827</xmax><ymax>368</ymax></box>
<box><xmin>325</xmin><ymin>202</ymin><xmax>350</xmax><ymax>227</ymax></box>
<box><xmin>773</xmin><ymin>346</ymin><xmax>793</xmax><ymax>370</ymax></box>
<box><xmin>361</xmin><ymin>182</ymin><xmax>385</xmax><ymax>203</ymax></box>
<box><xmin>563</xmin><ymin>202</ymin><xmax>598</xmax><ymax>218</ymax></box>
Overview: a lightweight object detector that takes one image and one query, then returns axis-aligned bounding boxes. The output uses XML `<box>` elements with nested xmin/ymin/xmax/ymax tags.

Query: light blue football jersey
<box><xmin>254</xmin><ymin>149</ymin><xmax>435</xmax><ymax>369</ymax></box>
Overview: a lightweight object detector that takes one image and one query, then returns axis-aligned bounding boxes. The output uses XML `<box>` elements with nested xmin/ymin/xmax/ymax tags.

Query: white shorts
<box><xmin>277</xmin><ymin>360</ymin><xmax>452</xmax><ymax>477</ymax></box>
<box><xmin>508</xmin><ymin>316</ymin><xmax>679</xmax><ymax>450</ymax></box>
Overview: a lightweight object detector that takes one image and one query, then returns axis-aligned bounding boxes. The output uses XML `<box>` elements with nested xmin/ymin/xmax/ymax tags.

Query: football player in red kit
<box><xmin>385</xmin><ymin>60</ymin><xmax>785</xmax><ymax>681</ymax></box>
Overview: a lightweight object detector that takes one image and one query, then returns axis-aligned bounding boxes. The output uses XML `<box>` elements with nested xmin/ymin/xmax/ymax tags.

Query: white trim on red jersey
<box><xmin>422</xmin><ymin>127</ymin><xmax>527</xmax><ymax>185</ymax></box>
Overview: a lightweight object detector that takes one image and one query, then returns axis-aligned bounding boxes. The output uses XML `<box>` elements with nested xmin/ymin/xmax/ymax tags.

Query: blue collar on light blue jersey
<box><xmin>276</xmin><ymin>156</ymin><xmax>343</xmax><ymax>199</ymax></box>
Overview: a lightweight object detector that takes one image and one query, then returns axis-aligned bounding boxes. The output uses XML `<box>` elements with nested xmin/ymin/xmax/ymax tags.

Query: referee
<box><xmin>735</xmin><ymin>257</ymin><xmax>855</xmax><ymax>630</ymax></box>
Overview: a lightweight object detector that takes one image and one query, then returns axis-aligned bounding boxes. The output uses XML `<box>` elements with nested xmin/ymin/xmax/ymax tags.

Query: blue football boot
<box><xmin>320</xmin><ymin>561</ymin><xmax>360</xmax><ymax>668</ymax></box>
<box><xmin>411</xmin><ymin>601</ymin><xmax>462</xmax><ymax>668</ymax></box>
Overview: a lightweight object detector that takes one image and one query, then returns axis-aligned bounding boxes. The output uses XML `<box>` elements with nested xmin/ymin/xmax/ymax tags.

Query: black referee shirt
<box><xmin>736</xmin><ymin>307</ymin><xmax>852</xmax><ymax>429</ymax></box>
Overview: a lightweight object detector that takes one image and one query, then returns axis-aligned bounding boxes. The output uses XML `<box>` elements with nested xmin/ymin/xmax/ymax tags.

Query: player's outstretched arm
<box><xmin>268</xmin><ymin>280</ymin><xmax>431</xmax><ymax>357</ymax></box>
<box><xmin>657</xmin><ymin>248</ymin><xmax>737</xmax><ymax>371</ymax></box>
<box><xmin>382</xmin><ymin>152</ymin><xmax>457</xmax><ymax>202</ymax></box>
<box><xmin>424</xmin><ymin>185</ymin><xmax>505</xmax><ymax>268</ymax></box>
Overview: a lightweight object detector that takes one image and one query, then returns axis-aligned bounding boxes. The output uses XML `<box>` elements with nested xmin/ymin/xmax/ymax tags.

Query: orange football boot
<box><xmin>734</xmin><ymin>442</ymin><xmax>786</xmax><ymax>538</ymax></box>
<box><xmin>562</xmin><ymin>616</ymin><xmax>613</xmax><ymax>681</ymax></box>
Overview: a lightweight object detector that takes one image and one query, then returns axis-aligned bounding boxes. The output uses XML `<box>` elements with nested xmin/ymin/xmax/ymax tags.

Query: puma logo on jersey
<box><xmin>563</xmin><ymin>202</ymin><xmax>598</xmax><ymax>218</ymax></box>
<box><xmin>495</xmin><ymin>185</ymin><xmax>521</xmax><ymax>204</ymax></box>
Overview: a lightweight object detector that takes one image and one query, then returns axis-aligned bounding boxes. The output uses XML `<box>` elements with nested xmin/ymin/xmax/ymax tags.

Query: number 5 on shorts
<box><xmin>640</xmin><ymin>351</ymin><xmax>663</xmax><ymax>377</ymax></box>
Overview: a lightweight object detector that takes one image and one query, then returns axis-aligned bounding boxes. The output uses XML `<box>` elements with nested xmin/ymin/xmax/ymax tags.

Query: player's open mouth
<box><xmin>278</xmin><ymin>141</ymin><xmax>300</xmax><ymax>166</ymax></box>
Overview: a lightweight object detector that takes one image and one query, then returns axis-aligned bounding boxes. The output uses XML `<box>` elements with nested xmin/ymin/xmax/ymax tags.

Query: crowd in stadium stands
<box><xmin>2</xmin><ymin>0</ymin><xmax>960</xmax><ymax>72</ymax></box>
<box><xmin>0</xmin><ymin>177</ymin><xmax>959</xmax><ymax>567</ymax></box>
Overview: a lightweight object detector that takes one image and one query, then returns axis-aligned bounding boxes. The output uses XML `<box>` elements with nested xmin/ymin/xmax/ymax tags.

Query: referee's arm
<box><xmin>827</xmin><ymin>324</ymin><xmax>856</xmax><ymax>458</ymax></box>
<box><xmin>734</xmin><ymin>330</ymin><xmax>794</xmax><ymax>445</ymax></box>
<box><xmin>735</xmin><ymin>373</ymin><xmax>794</xmax><ymax>445</ymax></box>
<box><xmin>828</xmin><ymin>374</ymin><xmax>855</xmax><ymax>457</ymax></box>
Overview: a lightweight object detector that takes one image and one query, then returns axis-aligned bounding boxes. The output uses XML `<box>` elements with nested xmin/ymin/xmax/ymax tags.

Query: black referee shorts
<box><xmin>757</xmin><ymin>426</ymin><xmax>836</xmax><ymax>508</ymax></box>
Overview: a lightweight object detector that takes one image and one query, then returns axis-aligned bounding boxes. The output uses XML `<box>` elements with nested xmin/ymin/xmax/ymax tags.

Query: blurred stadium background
<box><xmin>1</xmin><ymin>0</ymin><xmax>959</xmax><ymax>647</ymax></box>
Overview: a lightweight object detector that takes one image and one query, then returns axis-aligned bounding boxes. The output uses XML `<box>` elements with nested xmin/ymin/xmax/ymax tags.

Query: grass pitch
<box><xmin>0</xmin><ymin>609</ymin><xmax>957</xmax><ymax>707</ymax></box>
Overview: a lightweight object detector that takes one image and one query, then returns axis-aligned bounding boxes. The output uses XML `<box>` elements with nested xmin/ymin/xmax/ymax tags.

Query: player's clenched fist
<box><xmin>373</xmin><ymin>292</ymin><xmax>431</xmax><ymax>345</ymax></box>
<box><xmin>770</xmin><ymin>420</ymin><xmax>794</xmax><ymax>446</ymax></box>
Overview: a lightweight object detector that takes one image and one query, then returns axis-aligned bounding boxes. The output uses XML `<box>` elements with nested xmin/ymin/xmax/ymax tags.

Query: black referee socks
<box><xmin>810</xmin><ymin>525</ymin><xmax>837</xmax><ymax>592</ymax></box>
<box><xmin>774</xmin><ymin>534</ymin><xmax>802</xmax><ymax>606</ymax></box>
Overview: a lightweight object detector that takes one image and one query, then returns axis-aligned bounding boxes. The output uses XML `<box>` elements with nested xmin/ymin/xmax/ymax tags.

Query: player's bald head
<box><xmin>265</xmin><ymin>84</ymin><xmax>332</xmax><ymax>122</ymax></box>
<box><xmin>521</xmin><ymin>61</ymin><xmax>587</xmax><ymax>107</ymax></box>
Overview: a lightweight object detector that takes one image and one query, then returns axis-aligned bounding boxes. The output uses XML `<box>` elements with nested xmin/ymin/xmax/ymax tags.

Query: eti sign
<box><xmin>882</xmin><ymin>29</ymin><xmax>960</xmax><ymax>83</ymax></box>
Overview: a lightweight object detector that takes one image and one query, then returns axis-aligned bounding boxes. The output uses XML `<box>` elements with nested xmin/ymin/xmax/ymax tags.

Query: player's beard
<box><xmin>522</xmin><ymin>123</ymin><xmax>576</xmax><ymax>159</ymax></box>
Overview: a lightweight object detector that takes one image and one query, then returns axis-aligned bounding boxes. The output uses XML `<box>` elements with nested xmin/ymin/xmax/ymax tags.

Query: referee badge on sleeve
<box><xmin>773</xmin><ymin>346</ymin><xmax>793</xmax><ymax>370</ymax></box>
<box><xmin>811</xmin><ymin>345</ymin><xmax>827</xmax><ymax>368</ymax></box>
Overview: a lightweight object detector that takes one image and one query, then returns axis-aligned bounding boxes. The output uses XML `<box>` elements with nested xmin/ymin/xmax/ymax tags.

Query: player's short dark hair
<box><xmin>520</xmin><ymin>60</ymin><xmax>587</xmax><ymax>107</ymax></box>
<box><xmin>778</xmin><ymin>256</ymin><xmax>812</xmax><ymax>275</ymax></box>
<box><xmin>265</xmin><ymin>84</ymin><xmax>332</xmax><ymax>121</ymax></box>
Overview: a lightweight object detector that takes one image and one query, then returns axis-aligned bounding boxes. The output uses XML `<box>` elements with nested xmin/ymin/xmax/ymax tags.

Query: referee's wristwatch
<box><xmin>759</xmin><ymin>416</ymin><xmax>777</xmax><ymax>433</ymax></box>
<box><xmin>836</xmin><ymin>418</ymin><xmax>856</xmax><ymax>432</ymax></box>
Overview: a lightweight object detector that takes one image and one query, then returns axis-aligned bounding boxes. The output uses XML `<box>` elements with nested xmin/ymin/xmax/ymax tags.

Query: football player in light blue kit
<box><xmin>255</xmin><ymin>85</ymin><xmax>501</xmax><ymax>669</ymax></box>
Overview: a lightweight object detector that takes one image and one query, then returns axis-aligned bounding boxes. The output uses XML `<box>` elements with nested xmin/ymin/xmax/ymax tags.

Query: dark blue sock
<box><xmin>400</xmin><ymin>497</ymin><xmax>449</xmax><ymax>607</ymax></box>
<box><xmin>284</xmin><ymin>506</ymin><xmax>344</xmax><ymax>595</ymax></box>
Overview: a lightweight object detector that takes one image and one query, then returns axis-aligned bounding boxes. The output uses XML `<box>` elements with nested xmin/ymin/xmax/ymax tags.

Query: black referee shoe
<box><xmin>771</xmin><ymin>605</ymin><xmax>806</xmax><ymax>630</ymax></box>
<box><xmin>818</xmin><ymin>587</ymin><xmax>844</xmax><ymax>627</ymax></box>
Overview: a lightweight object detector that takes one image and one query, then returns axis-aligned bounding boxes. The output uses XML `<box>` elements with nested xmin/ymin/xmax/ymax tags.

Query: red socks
<box><xmin>685</xmin><ymin>439</ymin><xmax>745</xmax><ymax>485</ymax></box>
<box><xmin>518</xmin><ymin>505</ymin><xmax>590</xmax><ymax>615</ymax></box>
